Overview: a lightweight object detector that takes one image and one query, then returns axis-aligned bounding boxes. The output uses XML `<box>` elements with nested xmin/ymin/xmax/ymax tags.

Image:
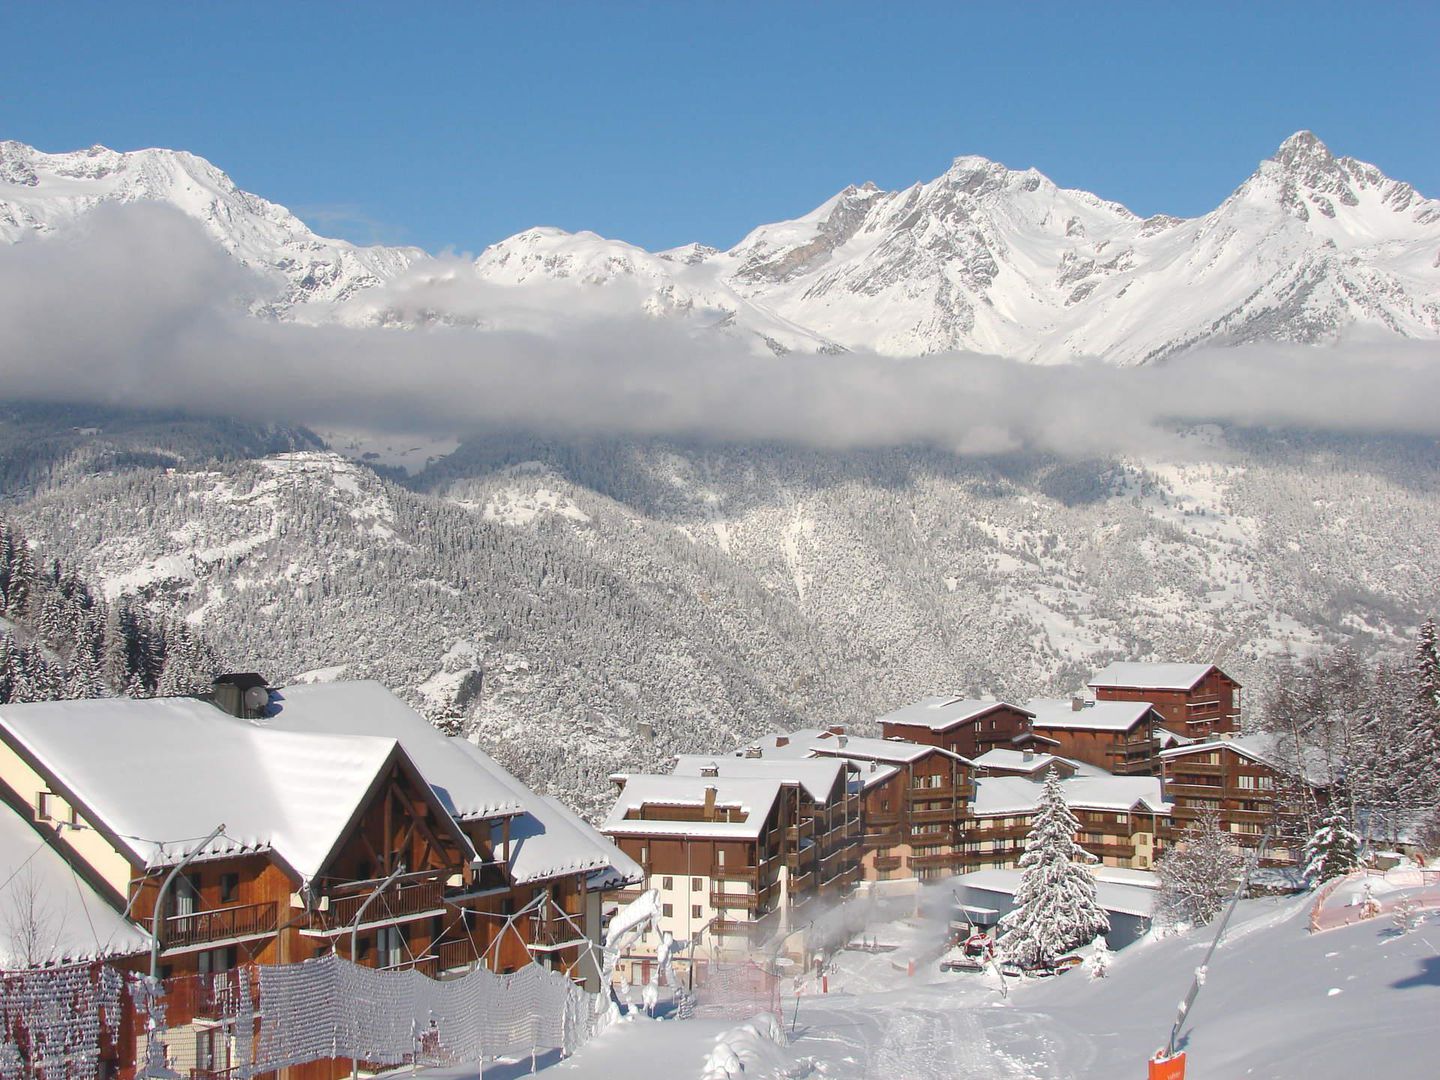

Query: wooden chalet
<box><xmin>1026</xmin><ymin>698</ymin><xmax>1165</xmax><ymax>775</ymax></box>
<box><xmin>0</xmin><ymin>677</ymin><xmax>639</xmax><ymax>1080</ymax></box>
<box><xmin>1088</xmin><ymin>662</ymin><xmax>1241</xmax><ymax>736</ymax></box>
<box><xmin>878</xmin><ymin>697</ymin><xmax>1040</xmax><ymax>759</ymax></box>
<box><xmin>737</xmin><ymin>729</ymin><xmax>974</xmax><ymax>882</ymax></box>
<box><xmin>965</xmin><ymin>774</ymin><xmax>1170</xmax><ymax>871</ymax></box>
<box><xmin>1158</xmin><ymin>733</ymin><xmax>1323</xmax><ymax>862</ymax></box>
<box><xmin>602</xmin><ymin>751</ymin><xmax>863</xmax><ymax>979</ymax></box>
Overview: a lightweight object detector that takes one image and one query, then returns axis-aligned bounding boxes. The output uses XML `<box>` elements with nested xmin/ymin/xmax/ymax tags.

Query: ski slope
<box><xmin>447</xmin><ymin>893</ymin><xmax>1438</xmax><ymax>1078</ymax></box>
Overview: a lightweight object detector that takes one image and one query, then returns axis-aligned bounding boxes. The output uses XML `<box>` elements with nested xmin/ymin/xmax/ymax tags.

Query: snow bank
<box><xmin>700</xmin><ymin>1014</ymin><xmax>793</xmax><ymax>1079</ymax></box>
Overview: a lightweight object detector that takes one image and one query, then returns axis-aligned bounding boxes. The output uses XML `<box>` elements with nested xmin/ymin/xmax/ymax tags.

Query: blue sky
<box><xmin>3</xmin><ymin>2</ymin><xmax>1435</xmax><ymax>254</ymax></box>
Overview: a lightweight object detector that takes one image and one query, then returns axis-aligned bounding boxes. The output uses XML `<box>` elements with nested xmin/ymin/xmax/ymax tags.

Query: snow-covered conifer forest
<box><xmin>2</xmin><ymin>405</ymin><xmax>1439</xmax><ymax>816</ymax></box>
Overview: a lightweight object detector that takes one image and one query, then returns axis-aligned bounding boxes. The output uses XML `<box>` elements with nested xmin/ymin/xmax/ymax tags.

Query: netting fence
<box><xmin>1308</xmin><ymin>867</ymin><xmax>1440</xmax><ymax>933</ymax></box>
<box><xmin>687</xmin><ymin>961</ymin><xmax>780</xmax><ymax>1021</ymax></box>
<box><xmin>1</xmin><ymin>954</ymin><xmax>609</xmax><ymax>1080</ymax></box>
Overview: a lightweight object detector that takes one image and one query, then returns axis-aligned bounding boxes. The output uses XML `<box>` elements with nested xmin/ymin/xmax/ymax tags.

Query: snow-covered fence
<box><xmin>1308</xmin><ymin>868</ymin><xmax>1440</xmax><ymax>933</ymax></box>
<box><xmin>688</xmin><ymin>961</ymin><xmax>780</xmax><ymax>1021</ymax></box>
<box><xmin>0</xmin><ymin>962</ymin><xmax>123</xmax><ymax>1080</ymax></box>
<box><xmin>1</xmin><ymin>954</ymin><xmax>605</xmax><ymax>1080</ymax></box>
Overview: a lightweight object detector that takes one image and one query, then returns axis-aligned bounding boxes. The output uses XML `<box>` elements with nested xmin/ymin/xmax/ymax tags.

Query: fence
<box><xmin>688</xmin><ymin>961</ymin><xmax>780</xmax><ymax>1021</ymax></box>
<box><xmin>1308</xmin><ymin>867</ymin><xmax>1440</xmax><ymax>933</ymax></box>
<box><xmin>0</xmin><ymin>953</ymin><xmax>607</xmax><ymax>1080</ymax></box>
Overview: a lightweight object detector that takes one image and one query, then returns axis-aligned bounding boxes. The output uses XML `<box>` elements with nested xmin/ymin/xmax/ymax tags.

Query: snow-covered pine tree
<box><xmin>1155</xmin><ymin>811</ymin><xmax>1246</xmax><ymax>931</ymax></box>
<box><xmin>1303</xmin><ymin>807</ymin><xmax>1363</xmax><ymax>883</ymax></box>
<box><xmin>998</xmin><ymin>767</ymin><xmax>1110</xmax><ymax>969</ymax></box>
<box><xmin>1088</xmin><ymin>935</ymin><xmax>1112</xmax><ymax>980</ymax></box>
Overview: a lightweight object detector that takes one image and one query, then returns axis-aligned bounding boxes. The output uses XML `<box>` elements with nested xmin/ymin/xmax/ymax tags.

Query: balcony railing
<box><xmin>435</xmin><ymin>937</ymin><xmax>478</xmax><ymax>973</ymax></box>
<box><xmin>160</xmin><ymin>901</ymin><xmax>278</xmax><ymax>950</ymax></box>
<box><xmin>317</xmin><ymin>877</ymin><xmax>444</xmax><ymax>932</ymax></box>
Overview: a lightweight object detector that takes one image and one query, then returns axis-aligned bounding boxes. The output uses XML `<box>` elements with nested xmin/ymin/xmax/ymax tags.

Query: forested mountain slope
<box><xmin>11</xmin><ymin>432</ymin><xmax>1439</xmax><ymax>816</ymax></box>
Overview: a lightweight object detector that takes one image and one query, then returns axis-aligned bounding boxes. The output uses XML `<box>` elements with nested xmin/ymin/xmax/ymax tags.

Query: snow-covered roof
<box><xmin>0</xmin><ymin>695</ymin><xmax>407</xmax><ymax>882</ymax></box>
<box><xmin>262</xmin><ymin>681</ymin><xmax>525</xmax><ymax>820</ymax></box>
<box><xmin>876</xmin><ymin>697</ymin><xmax>1034</xmax><ymax>732</ymax></box>
<box><xmin>971</xmin><ymin>774</ymin><xmax>1170</xmax><ymax>817</ymax></box>
<box><xmin>952</xmin><ymin>868</ymin><xmax>1157</xmax><ymax>918</ymax></box>
<box><xmin>802</xmin><ymin>730</ymin><xmax>971</xmax><ymax>766</ymax></box>
<box><xmin>603</xmin><ymin>775</ymin><xmax>785</xmax><ymax>840</ymax></box>
<box><xmin>1087</xmin><ymin>662</ymin><xmax>1223</xmax><ymax>691</ymax></box>
<box><xmin>0</xmin><ymin>801</ymin><xmax>151</xmax><ymax>967</ymax></box>
<box><xmin>1027</xmin><ymin>698</ymin><xmax>1158</xmax><ymax>732</ymax></box>
<box><xmin>446</xmin><ymin>738</ymin><xmax>640</xmax><ymax>886</ymax></box>
<box><xmin>675</xmin><ymin>754</ymin><xmax>848</xmax><ymax>804</ymax></box>
<box><xmin>970</xmin><ymin>748</ymin><xmax>1073</xmax><ymax>775</ymax></box>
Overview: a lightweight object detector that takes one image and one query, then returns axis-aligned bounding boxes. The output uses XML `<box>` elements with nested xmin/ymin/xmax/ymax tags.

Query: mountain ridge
<box><xmin>2</xmin><ymin>132</ymin><xmax>1438</xmax><ymax>361</ymax></box>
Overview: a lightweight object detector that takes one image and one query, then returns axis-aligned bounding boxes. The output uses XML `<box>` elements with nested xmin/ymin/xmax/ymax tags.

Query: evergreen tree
<box><xmin>998</xmin><ymin>768</ymin><xmax>1110</xmax><ymax>968</ymax></box>
<box><xmin>1303</xmin><ymin>807</ymin><xmax>1362</xmax><ymax>883</ymax></box>
<box><xmin>1155</xmin><ymin>812</ymin><xmax>1246</xmax><ymax>931</ymax></box>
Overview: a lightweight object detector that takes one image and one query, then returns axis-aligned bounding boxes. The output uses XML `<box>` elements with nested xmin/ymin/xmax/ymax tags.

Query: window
<box><xmin>717</xmin><ymin>849</ymin><xmax>726</xmax><ymax>867</ymax></box>
<box><xmin>691</xmin><ymin>877</ymin><xmax>702</xmax><ymax>891</ymax></box>
<box><xmin>692</xmin><ymin>905</ymin><xmax>702</xmax><ymax>920</ymax></box>
<box><xmin>640</xmin><ymin>846</ymin><xmax>649</xmax><ymax>865</ymax></box>
<box><xmin>663</xmin><ymin>901</ymin><xmax>675</xmax><ymax>919</ymax></box>
<box><xmin>219</xmin><ymin>873</ymin><xmax>240</xmax><ymax>904</ymax></box>
<box><xmin>662</xmin><ymin>876</ymin><xmax>673</xmax><ymax>890</ymax></box>
<box><xmin>174</xmin><ymin>874</ymin><xmax>201</xmax><ymax>918</ymax></box>
<box><xmin>377</xmin><ymin>925</ymin><xmax>408</xmax><ymax>968</ymax></box>
<box><xmin>197</xmin><ymin>946</ymin><xmax>237</xmax><ymax>976</ymax></box>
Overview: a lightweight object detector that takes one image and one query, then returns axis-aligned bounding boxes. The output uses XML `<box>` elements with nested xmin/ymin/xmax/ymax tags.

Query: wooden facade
<box><xmin>0</xmin><ymin>683</ymin><xmax>632</xmax><ymax>1080</ymax></box>
<box><xmin>603</xmin><ymin>767</ymin><xmax>863</xmax><ymax>975</ymax></box>
<box><xmin>880</xmin><ymin>703</ymin><xmax>1037</xmax><ymax>760</ymax></box>
<box><xmin>1029</xmin><ymin>706</ymin><xmax>1164</xmax><ymax>776</ymax></box>
<box><xmin>1091</xmin><ymin>665</ymin><xmax>1241</xmax><ymax>736</ymax></box>
<box><xmin>1158</xmin><ymin>739</ymin><xmax>1307</xmax><ymax>862</ymax></box>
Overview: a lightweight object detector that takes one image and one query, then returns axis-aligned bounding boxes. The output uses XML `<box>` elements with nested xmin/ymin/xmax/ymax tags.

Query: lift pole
<box><xmin>150</xmin><ymin>823</ymin><xmax>227</xmax><ymax>981</ymax></box>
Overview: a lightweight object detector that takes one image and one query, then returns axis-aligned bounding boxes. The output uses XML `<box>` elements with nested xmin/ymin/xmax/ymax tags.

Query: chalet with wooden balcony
<box><xmin>602</xmin><ymin>774</ymin><xmax>790</xmax><ymax>977</ymax></box>
<box><xmin>1026</xmin><ymin>698</ymin><xmax>1166</xmax><ymax>775</ymax></box>
<box><xmin>0</xmin><ymin>690</ymin><xmax>475</xmax><ymax>1009</ymax></box>
<box><xmin>673</xmin><ymin>754</ymin><xmax>864</xmax><ymax>901</ymax></box>
<box><xmin>246</xmin><ymin>679</ymin><xmax>642</xmax><ymax>987</ymax></box>
<box><xmin>878</xmin><ymin>697</ymin><xmax>1040</xmax><ymax>759</ymax></box>
<box><xmin>1089</xmin><ymin>662</ymin><xmax>1241</xmax><ymax>736</ymax></box>
<box><xmin>734</xmin><ymin>728</ymin><xmax>975</xmax><ymax>882</ymax></box>
<box><xmin>964</xmin><ymin>773</ymin><xmax>1171</xmax><ymax>871</ymax></box>
<box><xmin>1158</xmin><ymin>733</ymin><xmax>1326</xmax><ymax>863</ymax></box>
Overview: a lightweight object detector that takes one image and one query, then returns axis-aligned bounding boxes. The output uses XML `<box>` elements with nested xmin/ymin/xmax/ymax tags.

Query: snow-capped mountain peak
<box><xmin>0</xmin><ymin>141</ymin><xmax>424</xmax><ymax>307</ymax></box>
<box><xmin>2</xmin><ymin>133</ymin><xmax>1436</xmax><ymax>362</ymax></box>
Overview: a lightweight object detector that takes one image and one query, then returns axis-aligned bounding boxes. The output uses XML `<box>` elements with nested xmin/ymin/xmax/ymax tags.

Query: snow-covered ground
<box><xmin>424</xmin><ymin>892</ymin><xmax>1438</xmax><ymax>1079</ymax></box>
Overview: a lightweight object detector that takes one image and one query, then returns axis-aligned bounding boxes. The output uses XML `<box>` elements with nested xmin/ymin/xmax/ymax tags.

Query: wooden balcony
<box><xmin>873</xmin><ymin>854</ymin><xmax>903</xmax><ymax>872</ymax></box>
<box><xmin>437</xmin><ymin>937</ymin><xmax>479</xmax><ymax>973</ymax></box>
<box><xmin>711</xmin><ymin>890</ymin><xmax>762</xmax><ymax>913</ymax></box>
<box><xmin>864</xmin><ymin>830</ymin><xmax>903</xmax><ymax>848</ymax></box>
<box><xmin>316</xmin><ymin>877</ymin><xmax>444</xmax><ymax>932</ymax></box>
<box><xmin>909</xmin><ymin>807</ymin><xmax>959</xmax><ymax>825</ymax></box>
<box><xmin>160</xmin><ymin>901</ymin><xmax>277</xmax><ymax>949</ymax></box>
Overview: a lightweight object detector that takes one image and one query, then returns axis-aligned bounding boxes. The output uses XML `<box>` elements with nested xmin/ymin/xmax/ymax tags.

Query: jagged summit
<box><xmin>2</xmin><ymin>133</ymin><xmax>1436</xmax><ymax>363</ymax></box>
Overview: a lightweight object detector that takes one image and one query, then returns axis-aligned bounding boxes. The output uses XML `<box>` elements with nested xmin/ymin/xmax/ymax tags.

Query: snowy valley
<box><xmin>7</xmin><ymin>425</ymin><xmax>1440</xmax><ymax>815</ymax></box>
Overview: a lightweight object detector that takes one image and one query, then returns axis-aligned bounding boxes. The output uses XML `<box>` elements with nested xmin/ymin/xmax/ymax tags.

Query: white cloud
<box><xmin>1</xmin><ymin>204</ymin><xmax>1437</xmax><ymax>457</ymax></box>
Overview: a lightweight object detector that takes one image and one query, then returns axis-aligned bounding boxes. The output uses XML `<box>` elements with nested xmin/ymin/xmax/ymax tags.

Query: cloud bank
<box><xmin>2</xmin><ymin>204</ymin><xmax>1437</xmax><ymax>458</ymax></box>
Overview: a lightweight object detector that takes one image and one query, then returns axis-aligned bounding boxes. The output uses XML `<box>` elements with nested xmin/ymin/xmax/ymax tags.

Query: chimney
<box><xmin>210</xmin><ymin>673</ymin><xmax>271</xmax><ymax>719</ymax></box>
<box><xmin>1023</xmin><ymin>749</ymin><xmax>1034</xmax><ymax>762</ymax></box>
<box><xmin>743</xmin><ymin>745</ymin><xmax>763</xmax><ymax>759</ymax></box>
<box><xmin>827</xmin><ymin>725</ymin><xmax>845</xmax><ymax>736</ymax></box>
<box><xmin>700</xmin><ymin>763</ymin><xmax>719</xmax><ymax>778</ymax></box>
<box><xmin>775</xmin><ymin>736</ymin><xmax>790</xmax><ymax>748</ymax></box>
<box><xmin>703</xmin><ymin>786</ymin><xmax>718</xmax><ymax>820</ymax></box>
<box><xmin>837</xmin><ymin>735</ymin><xmax>849</xmax><ymax>748</ymax></box>
<box><xmin>1070</xmin><ymin>696</ymin><xmax>1085</xmax><ymax>712</ymax></box>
